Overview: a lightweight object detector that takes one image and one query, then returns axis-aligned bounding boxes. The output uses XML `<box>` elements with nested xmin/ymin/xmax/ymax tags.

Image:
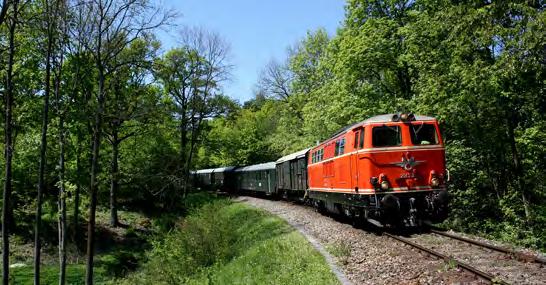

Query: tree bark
<box><xmin>86</xmin><ymin>64</ymin><xmax>105</xmax><ymax>285</ymax></box>
<box><xmin>506</xmin><ymin>116</ymin><xmax>531</xmax><ymax>221</ymax></box>
<box><xmin>73</xmin><ymin>139</ymin><xmax>82</xmax><ymax>240</ymax></box>
<box><xmin>55</xmin><ymin>29</ymin><xmax>68</xmax><ymax>285</ymax></box>
<box><xmin>2</xmin><ymin>1</ymin><xmax>18</xmax><ymax>283</ymax></box>
<box><xmin>57</xmin><ymin>116</ymin><xmax>67</xmax><ymax>285</ymax></box>
<box><xmin>0</xmin><ymin>0</ymin><xmax>8</xmax><ymax>26</ymax></box>
<box><xmin>110</xmin><ymin>131</ymin><xmax>119</xmax><ymax>227</ymax></box>
<box><xmin>34</xmin><ymin>0</ymin><xmax>55</xmax><ymax>282</ymax></box>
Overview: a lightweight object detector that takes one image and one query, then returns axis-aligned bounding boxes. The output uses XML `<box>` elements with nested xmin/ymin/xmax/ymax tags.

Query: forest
<box><xmin>0</xmin><ymin>0</ymin><xmax>544</xmax><ymax>284</ymax></box>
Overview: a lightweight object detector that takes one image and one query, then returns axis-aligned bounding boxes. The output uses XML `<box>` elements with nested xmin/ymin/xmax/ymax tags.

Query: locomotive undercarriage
<box><xmin>308</xmin><ymin>190</ymin><xmax>448</xmax><ymax>227</ymax></box>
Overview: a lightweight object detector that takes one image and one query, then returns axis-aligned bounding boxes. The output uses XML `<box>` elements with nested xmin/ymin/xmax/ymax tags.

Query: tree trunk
<box><xmin>55</xmin><ymin>42</ymin><xmax>68</xmax><ymax>285</ymax></box>
<box><xmin>506</xmin><ymin>116</ymin><xmax>531</xmax><ymax>221</ymax></box>
<box><xmin>110</xmin><ymin>132</ymin><xmax>119</xmax><ymax>227</ymax></box>
<box><xmin>58</xmin><ymin>115</ymin><xmax>67</xmax><ymax>285</ymax></box>
<box><xmin>73</xmin><ymin>139</ymin><xmax>82</xmax><ymax>241</ymax></box>
<box><xmin>180</xmin><ymin>120</ymin><xmax>187</xmax><ymax>168</ymax></box>
<box><xmin>2</xmin><ymin>2</ymin><xmax>18</xmax><ymax>283</ymax></box>
<box><xmin>86</xmin><ymin>66</ymin><xmax>105</xmax><ymax>285</ymax></box>
<box><xmin>0</xmin><ymin>0</ymin><xmax>9</xmax><ymax>26</ymax></box>
<box><xmin>34</xmin><ymin>1</ymin><xmax>55</xmax><ymax>282</ymax></box>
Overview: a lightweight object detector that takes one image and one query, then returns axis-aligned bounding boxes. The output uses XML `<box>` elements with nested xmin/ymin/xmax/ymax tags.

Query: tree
<box><xmin>34</xmin><ymin>0</ymin><xmax>66</xmax><ymax>283</ymax></box>
<box><xmin>257</xmin><ymin>59</ymin><xmax>292</xmax><ymax>101</ymax></box>
<box><xmin>2</xmin><ymin>0</ymin><xmax>19</xmax><ymax>283</ymax></box>
<box><xmin>72</xmin><ymin>0</ymin><xmax>172</xmax><ymax>283</ymax></box>
<box><xmin>154</xmin><ymin>27</ymin><xmax>232</xmax><ymax>198</ymax></box>
<box><xmin>104</xmin><ymin>37</ymin><xmax>159</xmax><ymax>226</ymax></box>
<box><xmin>0</xmin><ymin>0</ymin><xmax>8</xmax><ymax>26</ymax></box>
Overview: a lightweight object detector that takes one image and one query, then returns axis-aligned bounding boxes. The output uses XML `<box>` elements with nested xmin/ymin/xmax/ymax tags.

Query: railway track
<box><xmin>385</xmin><ymin>228</ymin><xmax>546</xmax><ymax>284</ymax></box>
<box><xmin>242</xmin><ymin>196</ymin><xmax>546</xmax><ymax>284</ymax></box>
<box><xmin>429</xmin><ymin>229</ymin><xmax>546</xmax><ymax>265</ymax></box>
<box><xmin>384</xmin><ymin>232</ymin><xmax>510</xmax><ymax>284</ymax></box>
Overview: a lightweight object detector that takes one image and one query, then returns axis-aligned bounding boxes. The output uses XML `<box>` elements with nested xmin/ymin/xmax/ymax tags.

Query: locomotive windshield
<box><xmin>410</xmin><ymin>123</ymin><xmax>438</xmax><ymax>145</ymax></box>
<box><xmin>372</xmin><ymin>126</ymin><xmax>401</xmax><ymax>147</ymax></box>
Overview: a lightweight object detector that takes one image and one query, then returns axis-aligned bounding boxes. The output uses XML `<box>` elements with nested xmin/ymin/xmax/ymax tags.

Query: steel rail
<box><xmin>430</xmin><ymin>229</ymin><xmax>546</xmax><ymax>265</ymax></box>
<box><xmin>384</xmin><ymin>232</ymin><xmax>510</xmax><ymax>285</ymax></box>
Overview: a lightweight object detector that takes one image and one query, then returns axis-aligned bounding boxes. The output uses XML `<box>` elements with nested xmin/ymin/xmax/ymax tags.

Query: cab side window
<box><xmin>354</xmin><ymin>129</ymin><xmax>365</xmax><ymax>149</ymax></box>
<box><xmin>358</xmin><ymin>129</ymin><xmax>364</xmax><ymax>148</ymax></box>
<box><xmin>335</xmin><ymin>138</ymin><xmax>345</xmax><ymax>156</ymax></box>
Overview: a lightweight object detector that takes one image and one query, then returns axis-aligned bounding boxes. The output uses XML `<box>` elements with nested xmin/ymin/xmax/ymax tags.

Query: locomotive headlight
<box><xmin>380</xmin><ymin>180</ymin><xmax>390</xmax><ymax>190</ymax></box>
<box><xmin>431</xmin><ymin>177</ymin><xmax>440</xmax><ymax>187</ymax></box>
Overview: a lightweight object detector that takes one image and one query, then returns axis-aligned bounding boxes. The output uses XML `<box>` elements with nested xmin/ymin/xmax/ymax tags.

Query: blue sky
<box><xmin>159</xmin><ymin>0</ymin><xmax>346</xmax><ymax>103</ymax></box>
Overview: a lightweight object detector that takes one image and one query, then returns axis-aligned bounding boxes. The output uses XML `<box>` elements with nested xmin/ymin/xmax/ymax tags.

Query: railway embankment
<box><xmin>240</xmin><ymin>196</ymin><xmax>546</xmax><ymax>285</ymax></box>
<box><xmin>118</xmin><ymin>193</ymin><xmax>340</xmax><ymax>284</ymax></box>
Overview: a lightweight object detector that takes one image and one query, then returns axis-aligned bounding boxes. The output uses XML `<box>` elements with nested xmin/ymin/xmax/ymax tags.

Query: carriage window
<box><xmin>319</xmin><ymin>149</ymin><xmax>323</xmax><ymax>160</ymax></box>
<box><xmin>410</xmin><ymin>123</ymin><xmax>438</xmax><ymax>145</ymax></box>
<box><xmin>372</xmin><ymin>126</ymin><xmax>401</xmax><ymax>147</ymax></box>
<box><xmin>354</xmin><ymin>131</ymin><xmax>360</xmax><ymax>148</ymax></box>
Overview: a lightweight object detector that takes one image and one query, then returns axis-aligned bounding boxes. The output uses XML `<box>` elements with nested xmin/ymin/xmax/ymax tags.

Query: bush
<box><xmin>120</xmin><ymin>198</ymin><xmax>338</xmax><ymax>284</ymax></box>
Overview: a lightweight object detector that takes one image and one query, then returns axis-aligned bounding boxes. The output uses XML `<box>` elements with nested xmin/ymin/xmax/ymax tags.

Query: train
<box><xmin>192</xmin><ymin>113</ymin><xmax>449</xmax><ymax>227</ymax></box>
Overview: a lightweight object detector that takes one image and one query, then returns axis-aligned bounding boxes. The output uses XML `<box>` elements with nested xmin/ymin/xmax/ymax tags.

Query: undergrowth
<box><xmin>119</xmin><ymin>196</ymin><xmax>339</xmax><ymax>284</ymax></box>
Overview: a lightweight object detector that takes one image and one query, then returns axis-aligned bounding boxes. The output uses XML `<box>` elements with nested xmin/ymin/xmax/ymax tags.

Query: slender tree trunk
<box><xmin>54</xmin><ymin>41</ymin><xmax>68</xmax><ymax>285</ymax></box>
<box><xmin>110</xmin><ymin>131</ymin><xmax>119</xmax><ymax>227</ymax></box>
<box><xmin>180</xmin><ymin>120</ymin><xmax>187</xmax><ymax>167</ymax></box>
<box><xmin>86</xmin><ymin>66</ymin><xmax>105</xmax><ymax>285</ymax></box>
<box><xmin>58</xmin><ymin>114</ymin><xmax>67</xmax><ymax>285</ymax></box>
<box><xmin>506</xmin><ymin>116</ymin><xmax>531</xmax><ymax>221</ymax></box>
<box><xmin>34</xmin><ymin>1</ymin><xmax>55</xmax><ymax>282</ymax></box>
<box><xmin>0</xmin><ymin>0</ymin><xmax>9</xmax><ymax>26</ymax></box>
<box><xmin>2</xmin><ymin>2</ymin><xmax>18</xmax><ymax>283</ymax></box>
<box><xmin>179</xmin><ymin>98</ymin><xmax>188</xmax><ymax>197</ymax></box>
<box><xmin>73</xmin><ymin>139</ymin><xmax>82</xmax><ymax>240</ymax></box>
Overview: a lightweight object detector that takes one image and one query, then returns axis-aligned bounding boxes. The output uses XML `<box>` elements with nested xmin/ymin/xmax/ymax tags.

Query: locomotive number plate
<box><xmin>400</xmin><ymin>173</ymin><xmax>417</xmax><ymax>179</ymax></box>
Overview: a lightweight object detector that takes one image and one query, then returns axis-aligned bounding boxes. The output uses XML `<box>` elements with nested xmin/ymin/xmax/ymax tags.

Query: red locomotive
<box><xmin>308</xmin><ymin>113</ymin><xmax>448</xmax><ymax>226</ymax></box>
<box><xmin>193</xmin><ymin>113</ymin><xmax>449</xmax><ymax>227</ymax></box>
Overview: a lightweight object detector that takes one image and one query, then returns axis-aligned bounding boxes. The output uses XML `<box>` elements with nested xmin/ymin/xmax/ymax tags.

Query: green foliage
<box><xmin>11</xmin><ymin>264</ymin><xmax>107</xmax><ymax>285</ymax></box>
<box><xmin>97</xmin><ymin>250</ymin><xmax>141</xmax><ymax>278</ymax></box>
<box><xmin>196</xmin><ymin>0</ymin><xmax>546</xmax><ymax>250</ymax></box>
<box><xmin>326</xmin><ymin>241</ymin><xmax>351</xmax><ymax>265</ymax></box>
<box><xmin>120</xmin><ymin>198</ymin><xmax>339</xmax><ymax>284</ymax></box>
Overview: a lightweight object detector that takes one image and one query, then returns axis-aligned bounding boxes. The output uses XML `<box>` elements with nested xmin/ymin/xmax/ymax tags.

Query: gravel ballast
<box><xmin>237</xmin><ymin>196</ymin><xmax>487</xmax><ymax>285</ymax></box>
<box><xmin>405</xmin><ymin>232</ymin><xmax>546</xmax><ymax>284</ymax></box>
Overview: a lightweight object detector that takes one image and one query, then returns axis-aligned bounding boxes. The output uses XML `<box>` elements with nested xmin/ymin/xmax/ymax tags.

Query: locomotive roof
<box><xmin>276</xmin><ymin>148</ymin><xmax>310</xmax><ymax>164</ymax></box>
<box><xmin>234</xmin><ymin>162</ymin><xmax>276</xmax><ymax>172</ymax></box>
<box><xmin>329</xmin><ymin>114</ymin><xmax>436</xmax><ymax>139</ymax></box>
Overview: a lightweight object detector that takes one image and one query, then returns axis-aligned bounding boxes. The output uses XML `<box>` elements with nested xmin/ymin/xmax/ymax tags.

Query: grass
<box><xmin>6</xmin><ymin>205</ymin><xmax>156</xmax><ymax>284</ymax></box>
<box><xmin>326</xmin><ymin>241</ymin><xmax>352</xmax><ymax>265</ymax></box>
<box><xmin>119</xmin><ymin>195</ymin><xmax>340</xmax><ymax>285</ymax></box>
<box><xmin>5</xmin><ymin>192</ymin><xmax>340</xmax><ymax>284</ymax></box>
<box><xmin>10</xmin><ymin>264</ymin><xmax>107</xmax><ymax>285</ymax></box>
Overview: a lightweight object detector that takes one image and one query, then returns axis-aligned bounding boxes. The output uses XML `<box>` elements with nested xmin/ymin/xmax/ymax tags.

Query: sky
<box><xmin>159</xmin><ymin>0</ymin><xmax>346</xmax><ymax>103</ymax></box>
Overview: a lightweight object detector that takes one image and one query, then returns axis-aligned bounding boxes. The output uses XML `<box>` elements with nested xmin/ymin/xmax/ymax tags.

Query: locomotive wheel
<box><xmin>381</xmin><ymin>194</ymin><xmax>401</xmax><ymax>226</ymax></box>
<box><xmin>313</xmin><ymin>199</ymin><xmax>326</xmax><ymax>214</ymax></box>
